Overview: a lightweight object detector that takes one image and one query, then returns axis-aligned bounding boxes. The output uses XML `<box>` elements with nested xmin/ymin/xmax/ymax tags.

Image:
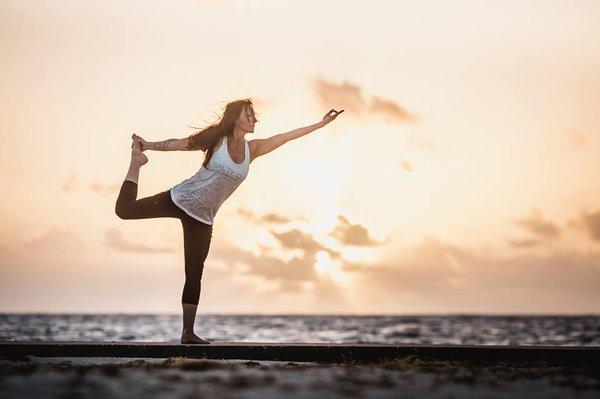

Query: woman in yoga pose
<box><xmin>115</xmin><ymin>99</ymin><xmax>343</xmax><ymax>344</ymax></box>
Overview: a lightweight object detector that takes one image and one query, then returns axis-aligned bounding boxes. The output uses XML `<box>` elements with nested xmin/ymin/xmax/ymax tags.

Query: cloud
<box><xmin>570</xmin><ymin>208</ymin><xmax>600</xmax><ymax>242</ymax></box>
<box><xmin>560</xmin><ymin>129</ymin><xmax>587</xmax><ymax>148</ymax></box>
<box><xmin>5</xmin><ymin>226</ymin><xmax>596</xmax><ymax>313</ymax></box>
<box><xmin>398</xmin><ymin>159</ymin><xmax>413</xmax><ymax>172</ymax></box>
<box><xmin>342</xmin><ymin>236</ymin><xmax>471</xmax><ymax>290</ymax></box>
<box><xmin>210</xmin><ymin>237</ymin><xmax>317</xmax><ymax>282</ymax></box>
<box><xmin>208</xmin><ymin>237</ymin><xmax>351</xmax><ymax>310</ymax></box>
<box><xmin>209</xmin><ymin>225</ymin><xmax>346</xmax><ymax>286</ymax></box>
<box><xmin>0</xmin><ymin>228</ymin><xmax>85</xmax><ymax>265</ymax></box>
<box><xmin>369</xmin><ymin>95</ymin><xmax>419</xmax><ymax>123</ymax></box>
<box><xmin>60</xmin><ymin>173</ymin><xmax>121</xmax><ymax>194</ymax></box>
<box><xmin>341</xmin><ymin>236</ymin><xmax>600</xmax><ymax>313</ymax></box>
<box><xmin>581</xmin><ymin>210</ymin><xmax>600</xmax><ymax>242</ymax></box>
<box><xmin>247</xmin><ymin>252</ymin><xmax>319</xmax><ymax>282</ymax></box>
<box><xmin>509</xmin><ymin>209</ymin><xmax>561</xmax><ymax>247</ymax></box>
<box><xmin>311</xmin><ymin>78</ymin><xmax>364</xmax><ymax>114</ymax></box>
<box><xmin>12</xmin><ymin>228</ymin><xmax>86</xmax><ymax>260</ymax></box>
<box><xmin>104</xmin><ymin>227</ymin><xmax>174</xmax><ymax>253</ymax></box>
<box><xmin>271</xmin><ymin>227</ymin><xmax>341</xmax><ymax>258</ymax></box>
<box><xmin>60</xmin><ymin>173</ymin><xmax>78</xmax><ymax>192</ymax></box>
<box><xmin>406</xmin><ymin>135</ymin><xmax>438</xmax><ymax>151</ymax></box>
<box><xmin>506</xmin><ymin>237</ymin><xmax>543</xmax><ymax>248</ymax></box>
<box><xmin>277</xmin><ymin>279</ymin><xmax>305</xmax><ymax>293</ymax></box>
<box><xmin>93</xmin><ymin>217</ymin><xmax>600</xmax><ymax>314</ymax></box>
<box><xmin>90</xmin><ymin>181</ymin><xmax>121</xmax><ymax>193</ymax></box>
<box><xmin>271</xmin><ymin>228</ymin><xmax>327</xmax><ymax>252</ymax></box>
<box><xmin>330</xmin><ymin>215</ymin><xmax>383</xmax><ymax>247</ymax></box>
<box><xmin>236</xmin><ymin>207</ymin><xmax>256</xmax><ymax>220</ymax></box>
<box><xmin>308</xmin><ymin>275</ymin><xmax>352</xmax><ymax>312</ymax></box>
<box><xmin>311</xmin><ymin>77</ymin><xmax>418</xmax><ymax>123</ymax></box>
<box><xmin>236</xmin><ymin>206</ymin><xmax>296</xmax><ymax>224</ymax></box>
<box><xmin>262</xmin><ymin>213</ymin><xmax>292</xmax><ymax>224</ymax></box>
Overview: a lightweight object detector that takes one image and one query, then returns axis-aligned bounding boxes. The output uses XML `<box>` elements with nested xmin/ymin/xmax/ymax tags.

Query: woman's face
<box><xmin>237</xmin><ymin>104</ymin><xmax>257</xmax><ymax>133</ymax></box>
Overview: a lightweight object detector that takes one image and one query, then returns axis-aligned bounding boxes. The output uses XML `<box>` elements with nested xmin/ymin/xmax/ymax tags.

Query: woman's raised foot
<box><xmin>130</xmin><ymin>137</ymin><xmax>148</xmax><ymax>166</ymax></box>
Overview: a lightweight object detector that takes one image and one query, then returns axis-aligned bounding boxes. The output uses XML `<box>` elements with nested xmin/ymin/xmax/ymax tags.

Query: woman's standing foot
<box><xmin>181</xmin><ymin>332</ymin><xmax>211</xmax><ymax>345</ymax></box>
<box><xmin>181</xmin><ymin>303</ymin><xmax>209</xmax><ymax>344</ymax></box>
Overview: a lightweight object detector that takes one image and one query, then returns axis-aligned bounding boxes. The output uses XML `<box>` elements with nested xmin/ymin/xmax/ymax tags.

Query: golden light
<box><xmin>314</xmin><ymin>250</ymin><xmax>334</xmax><ymax>274</ymax></box>
<box><xmin>314</xmin><ymin>250</ymin><xmax>351</xmax><ymax>284</ymax></box>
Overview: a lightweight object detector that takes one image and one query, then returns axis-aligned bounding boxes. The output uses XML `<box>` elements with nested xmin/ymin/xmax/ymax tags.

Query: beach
<box><xmin>1</xmin><ymin>354</ymin><xmax>599</xmax><ymax>398</ymax></box>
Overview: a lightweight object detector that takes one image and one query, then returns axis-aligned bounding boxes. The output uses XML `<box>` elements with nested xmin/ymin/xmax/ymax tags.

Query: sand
<box><xmin>1</xmin><ymin>355</ymin><xmax>599</xmax><ymax>398</ymax></box>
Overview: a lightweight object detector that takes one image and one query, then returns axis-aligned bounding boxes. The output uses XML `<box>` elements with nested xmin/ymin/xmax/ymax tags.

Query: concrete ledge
<box><xmin>1</xmin><ymin>341</ymin><xmax>598</xmax><ymax>366</ymax></box>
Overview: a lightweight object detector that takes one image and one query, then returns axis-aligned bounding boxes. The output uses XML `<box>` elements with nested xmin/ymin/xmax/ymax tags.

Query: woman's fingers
<box><xmin>329</xmin><ymin>109</ymin><xmax>344</xmax><ymax>118</ymax></box>
<box><xmin>322</xmin><ymin>109</ymin><xmax>344</xmax><ymax>124</ymax></box>
<box><xmin>131</xmin><ymin>134</ymin><xmax>145</xmax><ymax>145</ymax></box>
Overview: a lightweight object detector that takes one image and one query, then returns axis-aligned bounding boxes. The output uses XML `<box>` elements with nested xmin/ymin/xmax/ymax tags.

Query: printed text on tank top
<box><xmin>169</xmin><ymin>134</ymin><xmax>249</xmax><ymax>225</ymax></box>
<box><xmin>207</xmin><ymin>135</ymin><xmax>249</xmax><ymax>182</ymax></box>
<box><xmin>218</xmin><ymin>135</ymin><xmax>245</xmax><ymax>165</ymax></box>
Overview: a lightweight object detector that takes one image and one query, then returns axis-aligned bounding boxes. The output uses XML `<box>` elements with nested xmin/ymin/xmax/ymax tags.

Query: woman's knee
<box><xmin>115</xmin><ymin>202</ymin><xmax>131</xmax><ymax>219</ymax></box>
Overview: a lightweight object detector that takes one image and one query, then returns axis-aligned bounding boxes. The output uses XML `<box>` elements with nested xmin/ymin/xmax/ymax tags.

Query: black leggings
<box><xmin>114</xmin><ymin>180</ymin><xmax>212</xmax><ymax>305</ymax></box>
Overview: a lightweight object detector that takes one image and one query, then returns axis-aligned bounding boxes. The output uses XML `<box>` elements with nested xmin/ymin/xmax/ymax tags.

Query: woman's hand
<box><xmin>321</xmin><ymin>109</ymin><xmax>344</xmax><ymax>126</ymax></box>
<box><xmin>131</xmin><ymin>134</ymin><xmax>150</xmax><ymax>151</ymax></box>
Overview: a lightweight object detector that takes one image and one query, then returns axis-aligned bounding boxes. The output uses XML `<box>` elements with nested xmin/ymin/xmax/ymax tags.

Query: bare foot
<box><xmin>181</xmin><ymin>332</ymin><xmax>211</xmax><ymax>345</ymax></box>
<box><xmin>130</xmin><ymin>136</ymin><xmax>148</xmax><ymax>166</ymax></box>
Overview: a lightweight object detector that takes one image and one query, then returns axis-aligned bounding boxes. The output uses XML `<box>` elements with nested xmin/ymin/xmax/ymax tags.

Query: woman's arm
<box><xmin>249</xmin><ymin>121</ymin><xmax>324</xmax><ymax>161</ymax></box>
<box><xmin>132</xmin><ymin>134</ymin><xmax>190</xmax><ymax>151</ymax></box>
<box><xmin>146</xmin><ymin>138</ymin><xmax>189</xmax><ymax>151</ymax></box>
<box><xmin>249</xmin><ymin>109</ymin><xmax>344</xmax><ymax>162</ymax></box>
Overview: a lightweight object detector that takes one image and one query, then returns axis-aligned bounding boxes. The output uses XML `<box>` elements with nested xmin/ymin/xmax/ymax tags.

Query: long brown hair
<box><xmin>187</xmin><ymin>98</ymin><xmax>258</xmax><ymax>167</ymax></box>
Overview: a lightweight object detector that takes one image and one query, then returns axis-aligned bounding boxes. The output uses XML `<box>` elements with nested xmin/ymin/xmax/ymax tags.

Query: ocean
<box><xmin>1</xmin><ymin>314</ymin><xmax>598</xmax><ymax>346</ymax></box>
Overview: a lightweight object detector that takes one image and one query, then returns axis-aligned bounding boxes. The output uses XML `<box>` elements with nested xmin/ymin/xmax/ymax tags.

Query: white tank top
<box><xmin>170</xmin><ymin>135</ymin><xmax>250</xmax><ymax>225</ymax></box>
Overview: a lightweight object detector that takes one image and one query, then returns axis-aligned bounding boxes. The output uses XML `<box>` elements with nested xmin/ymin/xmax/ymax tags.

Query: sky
<box><xmin>1</xmin><ymin>0</ymin><xmax>599</xmax><ymax>315</ymax></box>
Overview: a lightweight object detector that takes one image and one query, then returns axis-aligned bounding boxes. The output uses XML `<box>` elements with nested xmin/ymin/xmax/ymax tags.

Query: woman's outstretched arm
<box><xmin>131</xmin><ymin>134</ymin><xmax>190</xmax><ymax>151</ymax></box>
<box><xmin>249</xmin><ymin>109</ymin><xmax>344</xmax><ymax>162</ymax></box>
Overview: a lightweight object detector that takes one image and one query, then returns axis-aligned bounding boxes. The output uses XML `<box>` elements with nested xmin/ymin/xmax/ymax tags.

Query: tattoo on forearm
<box><xmin>153</xmin><ymin>139</ymin><xmax>177</xmax><ymax>151</ymax></box>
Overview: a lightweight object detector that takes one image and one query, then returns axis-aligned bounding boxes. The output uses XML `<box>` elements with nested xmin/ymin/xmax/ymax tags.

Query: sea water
<box><xmin>1</xmin><ymin>314</ymin><xmax>598</xmax><ymax>346</ymax></box>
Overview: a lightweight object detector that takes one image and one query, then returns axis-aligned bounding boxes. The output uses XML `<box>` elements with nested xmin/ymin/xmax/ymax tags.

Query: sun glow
<box><xmin>313</xmin><ymin>250</ymin><xmax>350</xmax><ymax>283</ymax></box>
<box><xmin>314</xmin><ymin>251</ymin><xmax>334</xmax><ymax>273</ymax></box>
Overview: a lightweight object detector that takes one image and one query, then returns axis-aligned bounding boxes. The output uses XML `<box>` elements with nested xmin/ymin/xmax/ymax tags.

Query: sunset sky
<box><xmin>1</xmin><ymin>0</ymin><xmax>599</xmax><ymax>314</ymax></box>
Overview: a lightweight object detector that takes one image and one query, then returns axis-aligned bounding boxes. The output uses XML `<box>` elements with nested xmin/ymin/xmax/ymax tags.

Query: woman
<box><xmin>115</xmin><ymin>98</ymin><xmax>344</xmax><ymax>344</ymax></box>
